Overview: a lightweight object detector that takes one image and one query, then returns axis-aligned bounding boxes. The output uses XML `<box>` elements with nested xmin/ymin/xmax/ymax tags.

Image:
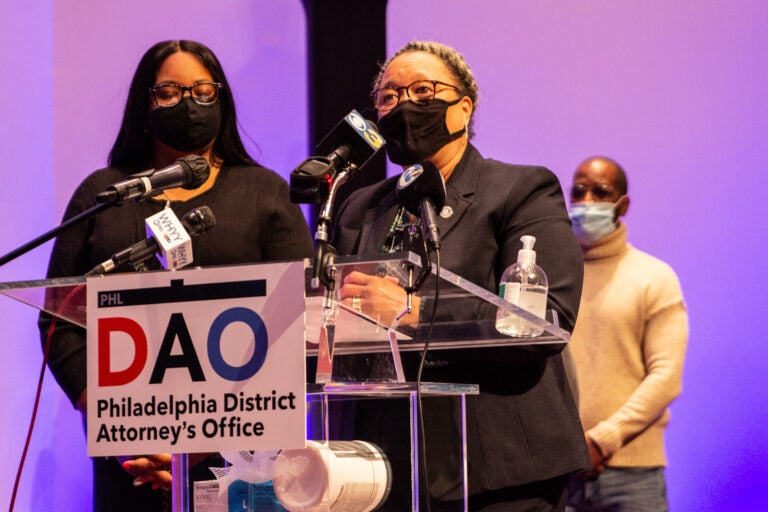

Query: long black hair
<box><xmin>108</xmin><ymin>40</ymin><xmax>256</xmax><ymax>170</ymax></box>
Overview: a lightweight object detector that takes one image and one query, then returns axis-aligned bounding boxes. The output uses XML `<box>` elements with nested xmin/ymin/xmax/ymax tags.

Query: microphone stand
<box><xmin>311</xmin><ymin>163</ymin><xmax>357</xmax><ymax>382</ymax></box>
<box><xmin>0</xmin><ymin>201</ymin><xmax>115</xmax><ymax>267</ymax></box>
<box><xmin>401</xmin><ymin>222</ymin><xmax>433</xmax><ymax>296</ymax></box>
<box><xmin>311</xmin><ymin>163</ymin><xmax>356</xmax><ymax>292</ymax></box>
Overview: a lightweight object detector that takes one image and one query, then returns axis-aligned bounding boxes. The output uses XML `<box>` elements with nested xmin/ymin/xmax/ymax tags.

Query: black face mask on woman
<box><xmin>148</xmin><ymin>96</ymin><xmax>222</xmax><ymax>152</ymax></box>
<box><xmin>378</xmin><ymin>98</ymin><xmax>466</xmax><ymax>165</ymax></box>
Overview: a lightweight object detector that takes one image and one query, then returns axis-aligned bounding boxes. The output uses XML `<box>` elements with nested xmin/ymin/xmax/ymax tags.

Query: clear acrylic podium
<box><xmin>1</xmin><ymin>252</ymin><xmax>570</xmax><ymax>511</ymax></box>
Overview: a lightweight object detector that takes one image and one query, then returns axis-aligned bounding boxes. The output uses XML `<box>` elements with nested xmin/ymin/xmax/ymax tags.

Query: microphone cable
<box><xmin>415</xmin><ymin>248</ymin><xmax>440</xmax><ymax>512</ymax></box>
<box><xmin>9</xmin><ymin>284</ymin><xmax>85</xmax><ymax>512</ymax></box>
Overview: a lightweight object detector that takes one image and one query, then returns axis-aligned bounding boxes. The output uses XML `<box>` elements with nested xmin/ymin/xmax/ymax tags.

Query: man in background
<box><xmin>565</xmin><ymin>156</ymin><xmax>688</xmax><ymax>512</ymax></box>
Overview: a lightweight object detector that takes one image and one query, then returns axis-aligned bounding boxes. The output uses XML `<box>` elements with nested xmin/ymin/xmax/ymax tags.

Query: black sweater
<box><xmin>41</xmin><ymin>163</ymin><xmax>314</xmax><ymax>406</ymax></box>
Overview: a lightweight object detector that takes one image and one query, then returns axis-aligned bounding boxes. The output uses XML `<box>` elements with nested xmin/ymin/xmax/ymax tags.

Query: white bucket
<box><xmin>272</xmin><ymin>440</ymin><xmax>391</xmax><ymax>511</ymax></box>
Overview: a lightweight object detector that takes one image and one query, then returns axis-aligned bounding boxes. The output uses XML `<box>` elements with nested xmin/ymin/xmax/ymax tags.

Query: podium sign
<box><xmin>85</xmin><ymin>261</ymin><xmax>306</xmax><ymax>457</ymax></box>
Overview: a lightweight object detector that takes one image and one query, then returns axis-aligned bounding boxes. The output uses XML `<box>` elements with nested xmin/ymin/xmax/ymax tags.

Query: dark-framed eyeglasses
<box><xmin>149</xmin><ymin>82</ymin><xmax>223</xmax><ymax>108</ymax></box>
<box><xmin>372</xmin><ymin>80</ymin><xmax>460</xmax><ymax>112</ymax></box>
<box><xmin>570</xmin><ymin>183</ymin><xmax>618</xmax><ymax>202</ymax></box>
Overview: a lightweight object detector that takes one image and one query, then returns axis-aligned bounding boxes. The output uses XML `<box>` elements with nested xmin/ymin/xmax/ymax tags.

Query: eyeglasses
<box><xmin>372</xmin><ymin>80</ymin><xmax>460</xmax><ymax>112</ymax></box>
<box><xmin>570</xmin><ymin>184</ymin><xmax>618</xmax><ymax>202</ymax></box>
<box><xmin>149</xmin><ymin>82</ymin><xmax>223</xmax><ymax>107</ymax></box>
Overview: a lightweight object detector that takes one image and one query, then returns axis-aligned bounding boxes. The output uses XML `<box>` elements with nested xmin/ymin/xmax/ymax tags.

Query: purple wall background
<box><xmin>1</xmin><ymin>1</ymin><xmax>766</xmax><ymax>510</ymax></box>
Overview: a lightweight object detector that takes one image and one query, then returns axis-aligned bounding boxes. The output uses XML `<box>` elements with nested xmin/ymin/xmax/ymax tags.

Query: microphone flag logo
<box><xmin>398</xmin><ymin>164</ymin><xmax>424</xmax><ymax>190</ymax></box>
<box><xmin>345</xmin><ymin>110</ymin><xmax>385</xmax><ymax>150</ymax></box>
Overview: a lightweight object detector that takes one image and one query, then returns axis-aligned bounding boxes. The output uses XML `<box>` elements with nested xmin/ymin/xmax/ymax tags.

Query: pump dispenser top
<box><xmin>517</xmin><ymin>235</ymin><xmax>537</xmax><ymax>267</ymax></box>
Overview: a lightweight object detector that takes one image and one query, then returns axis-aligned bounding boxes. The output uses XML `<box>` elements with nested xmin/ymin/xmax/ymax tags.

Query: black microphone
<box><xmin>178</xmin><ymin>205</ymin><xmax>216</xmax><ymax>235</ymax></box>
<box><xmin>94</xmin><ymin>155</ymin><xmax>210</xmax><ymax>204</ymax></box>
<box><xmin>85</xmin><ymin>206</ymin><xmax>216</xmax><ymax>276</ymax></box>
<box><xmin>290</xmin><ymin>110</ymin><xmax>385</xmax><ymax>203</ymax></box>
<box><xmin>396</xmin><ymin>162</ymin><xmax>446</xmax><ymax>251</ymax></box>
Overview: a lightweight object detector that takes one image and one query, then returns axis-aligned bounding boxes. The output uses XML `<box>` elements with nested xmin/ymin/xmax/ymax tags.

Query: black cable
<box><xmin>416</xmin><ymin>249</ymin><xmax>440</xmax><ymax>512</ymax></box>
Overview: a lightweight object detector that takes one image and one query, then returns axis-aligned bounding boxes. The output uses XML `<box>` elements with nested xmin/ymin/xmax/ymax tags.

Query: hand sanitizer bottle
<box><xmin>495</xmin><ymin>235</ymin><xmax>548</xmax><ymax>337</ymax></box>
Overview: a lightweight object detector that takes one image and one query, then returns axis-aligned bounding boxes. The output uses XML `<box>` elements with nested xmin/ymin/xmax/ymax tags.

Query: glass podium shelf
<box><xmin>1</xmin><ymin>252</ymin><xmax>569</xmax><ymax>354</ymax></box>
<box><xmin>308</xmin><ymin>381</ymin><xmax>478</xmax><ymax>397</ymax></box>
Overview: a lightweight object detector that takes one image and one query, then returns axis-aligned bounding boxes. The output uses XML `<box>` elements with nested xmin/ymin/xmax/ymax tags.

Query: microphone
<box><xmin>85</xmin><ymin>206</ymin><xmax>216</xmax><ymax>276</ymax></box>
<box><xmin>94</xmin><ymin>155</ymin><xmax>210</xmax><ymax>204</ymax></box>
<box><xmin>396</xmin><ymin>162</ymin><xmax>446</xmax><ymax>251</ymax></box>
<box><xmin>290</xmin><ymin>110</ymin><xmax>385</xmax><ymax>203</ymax></box>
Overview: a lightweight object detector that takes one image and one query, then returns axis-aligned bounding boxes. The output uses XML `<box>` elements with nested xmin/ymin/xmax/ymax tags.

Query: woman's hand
<box><xmin>339</xmin><ymin>270</ymin><xmax>421</xmax><ymax>327</ymax></box>
<box><xmin>118</xmin><ymin>453</ymin><xmax>173</xmax><ymax>491</ymax></box>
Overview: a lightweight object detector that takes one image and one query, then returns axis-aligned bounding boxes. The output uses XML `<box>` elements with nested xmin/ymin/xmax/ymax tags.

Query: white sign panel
<box><xmin>86</xmin><ymin>261</ymin><xmax>306</xmax><ymax>457</ymax></box>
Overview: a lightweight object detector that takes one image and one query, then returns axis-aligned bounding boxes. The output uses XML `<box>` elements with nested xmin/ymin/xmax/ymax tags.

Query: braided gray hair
<box><xmin>373</xmin><ymin>40</ymin><xmax>479</xmax><ymax>138</ymax></box>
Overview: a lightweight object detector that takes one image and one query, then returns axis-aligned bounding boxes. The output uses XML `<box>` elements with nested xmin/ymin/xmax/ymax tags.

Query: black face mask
<box><xmin>378</xmin><ymin>98</ymin><xmax>466</xmax><ymax>166</ymax></box>
<box><xmin>148</xmin><ymin>97</ymin><xmax>222</xmax><ymax>152</ymax></box>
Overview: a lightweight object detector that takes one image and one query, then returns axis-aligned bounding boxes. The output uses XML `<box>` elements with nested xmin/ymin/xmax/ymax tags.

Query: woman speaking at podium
<box><xmin>331</xmin><ymin>40</ymin><xmax>589</xmax><ymax>511</ymax></box>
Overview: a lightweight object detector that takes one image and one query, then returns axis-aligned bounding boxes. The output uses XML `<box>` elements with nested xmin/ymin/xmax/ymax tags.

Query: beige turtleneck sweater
<box><xmin>569</xmin><ymin>222</ymin><xmax>688</xmax><ymax>467</ymax></box>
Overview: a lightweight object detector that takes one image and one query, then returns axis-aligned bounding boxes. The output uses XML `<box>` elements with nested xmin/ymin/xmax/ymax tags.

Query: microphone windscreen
<box><xmin>396</xmin><ymin>162</ymin><xmax>446</xmax><ymax>216</ymax></box>
<box><xmin>181</xmin><ymin>206</ymin><xmax>216</xmax><ymax>235</ymax></box>
<box><xmin>178</xmin><ymin>155</ymin><xmax>211</xmax><ymax>189</ymax></box>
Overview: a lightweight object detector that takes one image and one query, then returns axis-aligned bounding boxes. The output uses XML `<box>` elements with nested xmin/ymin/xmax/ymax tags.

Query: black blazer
<box><xmin>332</xmin><ymin>145</ymin><xmax>589</xmax><ymax>490</ymax></box>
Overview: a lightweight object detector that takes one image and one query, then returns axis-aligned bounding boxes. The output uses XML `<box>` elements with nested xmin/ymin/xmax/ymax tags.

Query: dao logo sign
<box><xmin>346</xmin><ymin>110</ymin><xmax>385</xmax><ymax>149</ymax></box>
<box><xmin>85</xmin><ymin>261</ymin><xmax>307</xmax><ymax>459</ymax></box>
<box><xmin>398</xmin><ymin>164</ymin><xmax>423</xmax><ymax>191</ymax></box>
<box><xmin>96</xmin><ymin>279</ymin><xmax>270</xmax><ymax>387</ymax></box>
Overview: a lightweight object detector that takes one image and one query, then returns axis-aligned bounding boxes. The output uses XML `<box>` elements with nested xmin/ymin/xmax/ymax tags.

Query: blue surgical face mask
<box><xmin>568</xmin><ymin>201</ymin><xmax>618</xmax><ymax>245</ymax></box>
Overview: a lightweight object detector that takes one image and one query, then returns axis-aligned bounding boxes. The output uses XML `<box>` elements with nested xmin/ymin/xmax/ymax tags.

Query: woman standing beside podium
<box><xmin>39</xmin><ymin>40</ymin><xmax>313</xmax><ymax>512</ymax></box>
